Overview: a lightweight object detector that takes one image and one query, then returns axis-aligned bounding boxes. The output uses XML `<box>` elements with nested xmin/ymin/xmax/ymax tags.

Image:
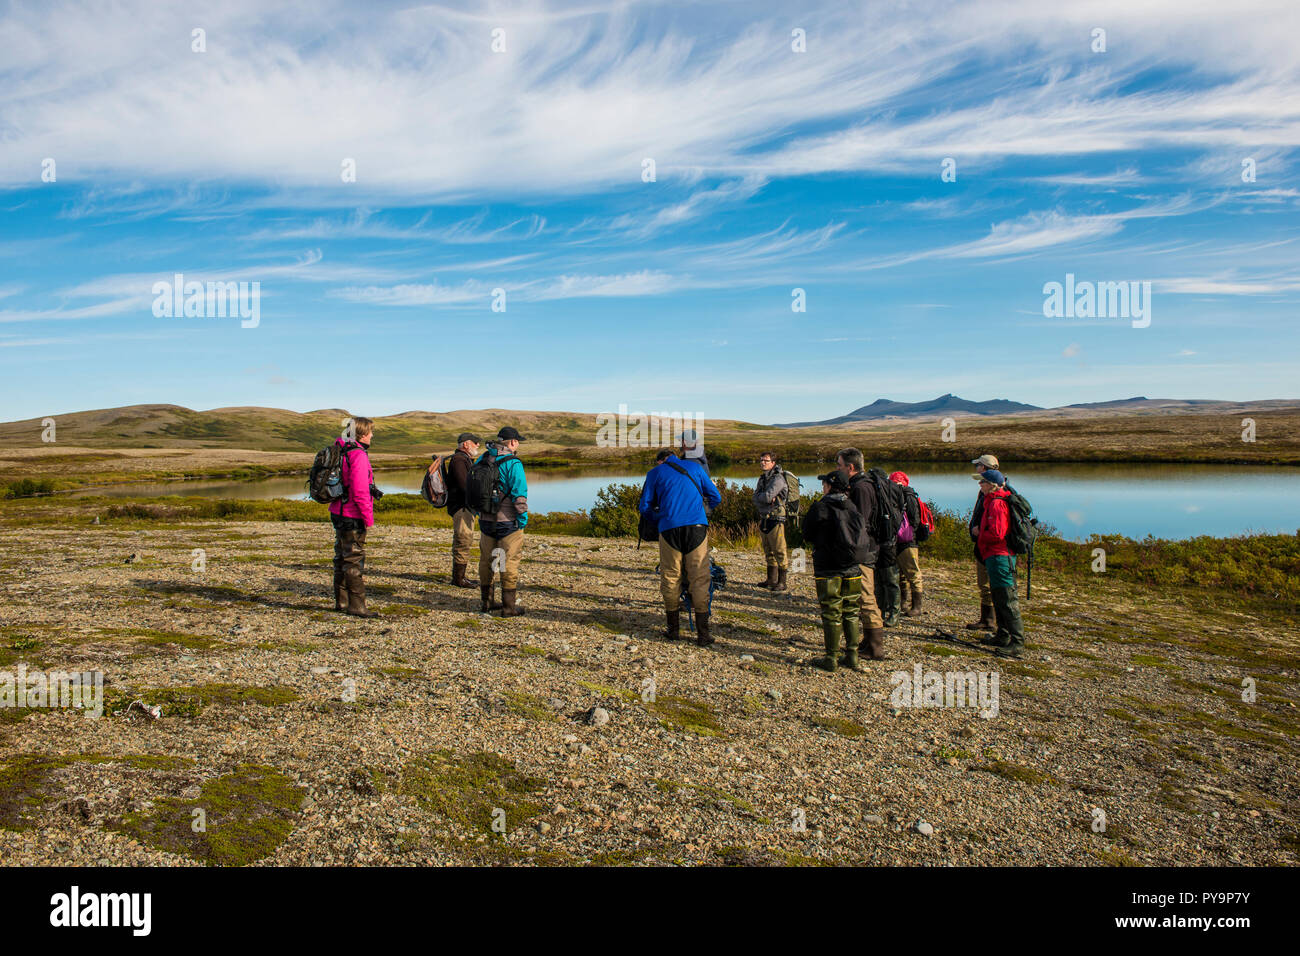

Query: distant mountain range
<box><xmin>773</xmin><ymin>394</ymin><xmax>1253</xmax><ymax>427</ymax></box>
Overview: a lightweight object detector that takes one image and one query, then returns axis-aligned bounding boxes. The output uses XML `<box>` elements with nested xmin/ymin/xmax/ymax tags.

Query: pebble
<box><xmin>584</xmin><ymin>706</ymin><xmax>610</xmax><ymax>727</ymax></box>
<box><xmin>914</xmin><ymin>820</ymin><xmax>935</xmax><ymax>836</ymax></box>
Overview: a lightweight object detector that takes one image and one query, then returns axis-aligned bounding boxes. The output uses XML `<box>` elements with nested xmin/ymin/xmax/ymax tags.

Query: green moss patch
<box><xmin>400</xmin><ymin>749</ymin><xmax>546</xmax><ymax>836</ymax></box>
<box><xmin>812</xmin><ymin>716</ymin><xmax>867</xmax><ymax>738</ymax></box>
<box><xmin>503</xmin><ymin>691</ymin><xmax>558</xmax><ymax>722</ymax></box>
<box><xmin>97</xmin><ymin>626</ymin><xmax>224</xmax><ymax>651</ymax></box>
<box><xmin>108</xmin><ymin>683</ymin><xmax>298</xmax><ymax>718</ymax></box>
<box><xmin>649</xmin><ymin>695</ymin><xmax>724</xmax><ymax>737</ymax></box>
<box><xmin>109</xmin><ymin>763</ymin><xmax>304</xmax><ymax>866</ymax></box>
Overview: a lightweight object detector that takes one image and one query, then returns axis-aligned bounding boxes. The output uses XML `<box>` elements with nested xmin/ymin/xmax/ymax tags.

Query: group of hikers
<box><xmin>315</xmin><ymin>419</ymin><xmax>1028</xmax><ymax>670</ymax></box>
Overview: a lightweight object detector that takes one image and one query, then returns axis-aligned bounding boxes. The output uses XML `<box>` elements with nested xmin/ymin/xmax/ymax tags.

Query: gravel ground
<box><xmin>1</xmin><ymin>519</ymin><xmax>1296</xmax><ymax>866</ymax></box>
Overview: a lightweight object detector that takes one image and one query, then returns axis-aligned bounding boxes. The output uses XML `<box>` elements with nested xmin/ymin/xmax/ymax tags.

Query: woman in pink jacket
<box><xmin>973</xmin><ymin>469</ymin><xmax>1024</xmax><ymax>657</ymax></box>
<box><xmin>330</xmin><ymin>417</ymin><xmax>379</xmax><ymax>617</ymax></box>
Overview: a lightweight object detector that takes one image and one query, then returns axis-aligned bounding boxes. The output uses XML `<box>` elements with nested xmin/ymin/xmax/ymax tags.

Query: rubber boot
<box><xmin>879</xmin><ymin>565</ymin><xmax>901</xmax><ymax>627</ymax></box>
<box><xmin>899</xmin><ymin>578</ymin><xmax>911</xmax><ymax>612</ymax></box>
<box><xmin>500</xmin><ymin>588</ymin><xmax>526</xmax><ymax>617</ymax></box>
<box><xmin>991</xmin><ymin>585</ymin><xmax>1025</xmax><ymax>658</ymax></box>
<box><xmin>480</xmin><ymin>584</ymin><xmax>502</xmax><ymax>613</ymax></box>
<box><xmin>813</xmin><ymin>621</ymin><xmax>840</xmax><ymax>672</ymax></box>
<box><xmin>840</xmin><ymin>612</ymin><xmax>862</xmax><ymax>671</ymax></box>
<box><xmin>755</xmin><ymin>566</ymin><xmax>777</xmax><ymax>590</ymax></box>
<box><xmin>452</xmin><ymin>562</ymin><xmax>477</xmax><ymax>588</ymax></box>
<box><xmin>694</xmin><ymin>612</ymin><xmax>714</xmax><ymax>647</ymax></box>
<box><xmin>663</xmin><ymin>609</ymin><xmax>681</xmax><ymax>640</ymax></box>
<box><xmin>861</xmin><ymin>624</ymin><xmax>887</xmax><ymax>661</ymax></box>
<box><xmin>345</xmin><ymin>578</ymin><xmax>378</xmax><ymax>618</ymax></box>
<box><xmin>333</xmin><ymin>571</ymin><xmax>347</xmax><ymax>612</ymax></box>
<box><xmin>773</xmin><ymin>568</ymin><xmax>788</xmax><ymax>593</ymax></box>
<box><xmin>904</xmin><ymin>589</ymin><xmax>923</xmax><ymax>618</ymax></box>
<box><xmin>965</xmin><ymin>605</ymin><xmax>996</xmax><ymax>631</ymax></box>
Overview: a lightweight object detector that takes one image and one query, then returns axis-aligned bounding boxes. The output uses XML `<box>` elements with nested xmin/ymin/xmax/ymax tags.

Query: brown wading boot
<box><xmin>965</xmin><ymin>604</ymin><xmax>996</xmax><ymax>631</ymax></box>
<box><xmin>694</xmin><ymin>612</ymin><xmax>713</xmax><ymax>647</ymax></box>
<box><xmin>480</xmin><ymin>584</ymin><xmax>502</xmax><ymax>613</ymax></box>
<box><xmin>861</xmin><ymin>623</ymin><xmax>887</xmax><ymax>661</ymax></box>
<box><xmin>345</xmin><ymin>579</ymin><xmax>379</xmax><ymax>619</ymax></box>
<box><xmin>451</xmin><ymin>562</ymin><xmax>477</xmax><ymax>588</ymax></box>
<box><xmin>333</xmin><ymin>571</ymin><xmax>347</xmax><ymax>612</ymax></box>
<box><xmin>500</xmin><ymin>589</ymin><xmax>526</xmax><ymax>617</ymax></box>
<box><xmin>755</xmin><ymin>566</ymin><xmax>777</xmax><ymax>590</ymax></box>
<box><xmin>663</xmin><ymin>609</ymin><xmax>681</xmax><ymax>640</ymax></box>
<box><xmin>904</xmin><ymin>589</ymin><xmax>923</xmax><ymax>617</ymax></box>
<box><xmin>773</xmin><ymin>568</ymin><xmax>788</xmax><ymax>593</ymax></box>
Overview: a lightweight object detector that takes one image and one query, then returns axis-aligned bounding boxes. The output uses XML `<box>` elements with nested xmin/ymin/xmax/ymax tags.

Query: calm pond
<box><xmin>78</xmin><ymin>462</ymin><xmax>1300</xmax><ymax>542</ymax></box>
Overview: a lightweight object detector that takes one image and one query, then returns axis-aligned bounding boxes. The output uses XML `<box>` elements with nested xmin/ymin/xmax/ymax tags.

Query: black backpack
<box><xmin>1002</xmin><ymin>485</ymin><xmax>1038</xmax><ymax>555</ymax></box>
<box><xmin>466</xmin><ymin>450</ymin><xmax>512</xmax><ymax>515</ymax></box>
<box><xmin>866</xmin><ymin>467</ymin><xmax>903</xmax><ymax>544</ymax></box>
<box><xmin>307</xmin><ymin>441</ymin><xmax>358</xmax><ymax>504</ymax></box>
<box><xmin>903</xmin><ymin>485</ymin><xmax>930</xmax><ymax>542</ymax></box>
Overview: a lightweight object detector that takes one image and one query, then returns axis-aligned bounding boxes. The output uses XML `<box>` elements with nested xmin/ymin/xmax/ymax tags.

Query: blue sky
<box><xmin>2</xmin><ymin>0</ymin><xmax>1298</xmax><ymax>425</ymax></box>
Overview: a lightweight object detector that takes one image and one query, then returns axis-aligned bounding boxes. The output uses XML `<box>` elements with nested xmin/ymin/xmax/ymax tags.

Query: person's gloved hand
<box><xmin>370</xmin><ymin>484</ymin><xmax>384</xmax><ymax>499</ymax></box>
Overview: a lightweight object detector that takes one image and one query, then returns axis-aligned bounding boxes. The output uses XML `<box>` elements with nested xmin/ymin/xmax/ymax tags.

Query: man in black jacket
<box><xmin>442</xmin><ymin>432</ymin><xmax>480</xmax><ymax>588</ymax></box>
<box><xmin>801</xmin><ymin>471</ymin><xmax>864</xmax><ymax>672</ymax></box>
<box><xmin>836</xmin><ymin>447</ymin><xmax>886</xmax><ymax>659</ymax></box>
<box><xmin>867</xmin><ymin>466</ymin><xmax>904</xmax><ymax>627</ymax></box>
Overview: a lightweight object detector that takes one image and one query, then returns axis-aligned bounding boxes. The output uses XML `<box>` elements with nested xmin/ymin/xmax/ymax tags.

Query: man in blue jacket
<box><xmin>638</xmin><ymin>447</ymin><xmax>722</xmax><ymax>645</ymax></box>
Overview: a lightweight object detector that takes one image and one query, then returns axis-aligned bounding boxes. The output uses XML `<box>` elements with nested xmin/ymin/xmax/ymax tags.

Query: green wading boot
<box><xmin>839</xmin><ymin>614</ymin><xmax>862</xmax><ymax>671</ymax></box>
<box><xmin>813</xmin><ymin>621</ymin><xmax>841</xmax><ymax>672</ymax></box>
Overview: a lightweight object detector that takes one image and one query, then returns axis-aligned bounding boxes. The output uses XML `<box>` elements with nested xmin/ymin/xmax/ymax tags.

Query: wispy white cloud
<box><xmin>4</xmin><ymin>0</ymin><xmax>1297</xmax><ymax>197</ymax></box>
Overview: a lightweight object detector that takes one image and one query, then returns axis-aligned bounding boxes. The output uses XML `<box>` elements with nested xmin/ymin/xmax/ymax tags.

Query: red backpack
<box><xmin>916</xmin><ymin>498</ymin><xmax>937</xmax><ymax>540</ymax></box>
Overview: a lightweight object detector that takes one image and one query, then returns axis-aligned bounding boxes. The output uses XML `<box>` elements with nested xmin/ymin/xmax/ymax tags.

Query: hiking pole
<box><xmin>1026</xmin><ymin>543</ymin><xmax>1033</xmax><ymax>600</ymax></box>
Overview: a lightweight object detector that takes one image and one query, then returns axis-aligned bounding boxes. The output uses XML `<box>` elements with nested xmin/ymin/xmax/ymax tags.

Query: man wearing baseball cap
<box><xmin>476</xmin><ymin>426</ymin><xmax>530</xmax><ymax>616</ymax></box>
<box><xmin>441</xmin><ymin>432</ymin><xmax>481</xmax><ymax>587</ymax></box>
<box><xmin>964</xmin><ymin>453</ymin><xmax>1001</xmax><ymax>631</ymax></box>
<box><xmin>679</xmin><ymin>428</ymin><xmax>710</xmax><ymax>474</ymax></box>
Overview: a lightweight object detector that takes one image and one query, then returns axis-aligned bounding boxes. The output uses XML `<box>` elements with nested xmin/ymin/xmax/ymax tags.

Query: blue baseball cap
<box><xmin>973</xmin><ymin>468</ymin><xmax>1005</xmax><ymax>486</ymax></box>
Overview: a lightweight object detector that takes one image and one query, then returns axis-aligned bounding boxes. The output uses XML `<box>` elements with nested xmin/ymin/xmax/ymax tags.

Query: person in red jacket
<box><xmin>330</xmin><ymin>417</ymin><xmax>379</xmax><ymax>618</ymax></box>
<box><xmin>973</xmin><ymin>468</ymin><xmax>1024</xmax><ymax>657</ymax></box>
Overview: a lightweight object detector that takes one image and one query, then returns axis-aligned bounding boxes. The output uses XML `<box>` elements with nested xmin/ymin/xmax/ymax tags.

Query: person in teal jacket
<box><xmin>477</xmin><ymin>427</ymin><xmax>529</xmax><ymax>616</ymax></box>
